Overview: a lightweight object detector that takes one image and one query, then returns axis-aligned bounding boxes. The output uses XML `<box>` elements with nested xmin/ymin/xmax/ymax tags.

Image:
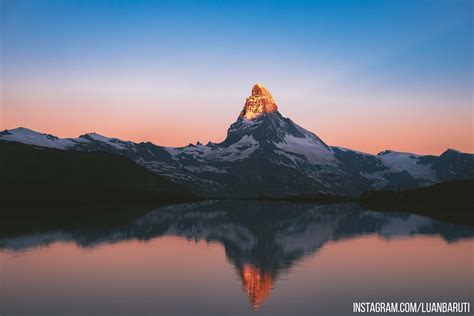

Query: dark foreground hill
<box><xmin>358</xmin><ymin>180</ymin><xmax>474</xmax><ymax>225</ymax></box>
<box><xmin>0</xmin><ymin>141</ymin><xmax>197</xmax><ymax>209</ymax></box>
<box><xmin>1</xmin><ymin>140</ymin><xmax>472</xmax><ymax>226</ymax></box>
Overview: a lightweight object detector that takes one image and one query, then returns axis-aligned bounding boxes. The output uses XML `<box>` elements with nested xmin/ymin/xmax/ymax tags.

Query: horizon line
<box><xmin>3</xmin><ymin>125</ymin><xmax>471</xmax><ymax>157</ymax></box>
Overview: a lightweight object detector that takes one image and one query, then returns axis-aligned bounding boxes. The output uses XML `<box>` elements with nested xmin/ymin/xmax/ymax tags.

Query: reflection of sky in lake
<box><xmin>0</xmin><ymin>201</ymin><xmax>473</xmax><ymax>315</ymax></box>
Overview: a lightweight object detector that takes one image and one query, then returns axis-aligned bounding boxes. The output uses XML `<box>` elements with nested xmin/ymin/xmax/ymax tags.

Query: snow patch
<box><xmin>275</xmin><ymin>134</ymin><xmax>336</xmax><ymax>165</ymax></box>
<box><xmin>378</xmin><ymin>151</ymin><xmax>437</xmax><ymax>181</ymax></box>
<box><xmin>82</xmin><ymin>133</ymin><xmax>129</xmax><ymax>150</ymax></box>
<box><xmin>0</xmin><ymin>128</ymin><xmax>76</xmax><ymax>149</ymax></box>
<box><xmin>165</xmin><ymin>135</ymin><xmax>259</xmax><ymax>162</ymax></box>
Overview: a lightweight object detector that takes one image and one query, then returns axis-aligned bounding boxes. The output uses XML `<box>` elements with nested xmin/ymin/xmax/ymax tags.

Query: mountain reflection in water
<box><xmin>0</xmin><ymin>201</ymin><xmax>473</xmax><ymax>313</ymax></box>
<box><xmin>241</xmin><ymin>264</ymin><xmax>274</xmax><ymax>309</ymax></box>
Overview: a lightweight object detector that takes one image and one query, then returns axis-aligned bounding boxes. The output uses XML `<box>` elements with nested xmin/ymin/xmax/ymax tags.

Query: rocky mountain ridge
<box><xmin>1</xmin><ymin>84</ymin><xmax>473</xmax><ymax>197</ymax></box>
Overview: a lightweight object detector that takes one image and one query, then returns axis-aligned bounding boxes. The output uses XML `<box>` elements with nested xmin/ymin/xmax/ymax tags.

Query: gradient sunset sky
<box><xmin>1</xmin><ymin>0</ymin><xmax>472</xmax><ymax>154</ymax></box>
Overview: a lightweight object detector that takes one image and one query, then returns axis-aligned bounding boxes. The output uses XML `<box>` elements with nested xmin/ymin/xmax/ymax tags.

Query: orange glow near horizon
<box><xmin>1</xmin><ymin>82</ymin><xmax>472</xmax><ymax>154</ymax></box>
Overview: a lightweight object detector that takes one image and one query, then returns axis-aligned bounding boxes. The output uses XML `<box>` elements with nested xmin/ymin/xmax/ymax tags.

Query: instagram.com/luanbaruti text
<box><xmin>353</xmin><ymin>302</ymin><xmax>470</xmax><ymax>313</ymax></box>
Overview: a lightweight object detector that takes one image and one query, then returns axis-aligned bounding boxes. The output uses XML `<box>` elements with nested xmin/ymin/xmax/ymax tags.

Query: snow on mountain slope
<box><xmin>274</xmin><ymin>133</ymin><xmax>336</xmax><ymax>165</ymax></box>
<box><xmin>81</xmin><ymin>132</ymin><xmax>131</xmax><ymax>150</ymax></box>
<box><xmin>377</xmin><ymin>150</ymin><xmax>438</xmax><ymax>181</ymax></box>
<box><xmin>0</xmin><ymin>128</ymin><xmax>77</xmax><ymax>149</ymax></box>
<box><xmin>165</xmin><ymin>134</ymin><xmax>259</xmax><ymax>162</ymax></box>
<box><xmin>0</xmin><ymin>128</ymin><xmax>132</xmax><ymax>151</ymax></box>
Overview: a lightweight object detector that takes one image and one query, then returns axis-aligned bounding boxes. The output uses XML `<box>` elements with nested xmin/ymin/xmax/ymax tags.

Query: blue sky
<box><xmin>1</xmin><ymin>0</ymin><xmax>472</xmax><ymax>153</ymax></box>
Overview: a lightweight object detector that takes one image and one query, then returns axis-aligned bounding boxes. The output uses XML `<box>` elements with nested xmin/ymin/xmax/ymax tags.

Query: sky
<box><xmin>1</xmin><ymin>0</ymin><xmax>472</xmax><ymax>154</ymax></box>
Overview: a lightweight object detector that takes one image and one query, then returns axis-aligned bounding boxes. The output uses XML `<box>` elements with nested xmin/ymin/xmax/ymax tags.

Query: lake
<box><xmin>1</xmin><ymin>201</ymin><xmax>473</xmax><ymax>315</ymax></box>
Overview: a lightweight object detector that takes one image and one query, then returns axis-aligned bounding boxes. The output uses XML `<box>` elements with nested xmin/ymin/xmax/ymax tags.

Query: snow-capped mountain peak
<box><xmin>223</xmin><ymin>85</ymin><xmax>335</xmax><ymax>165</ymax></box>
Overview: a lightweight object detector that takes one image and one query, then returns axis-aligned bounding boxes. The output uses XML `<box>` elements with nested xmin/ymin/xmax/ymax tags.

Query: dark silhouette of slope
<box><xmin>359</xmin><ymin>180</ymin><xmax>474</xmax><ymax>225</ymax></box>
<box><xmin>0</xmin><ymin>141</ymin><xmax>197</xmax><ymax>209</ymax></box>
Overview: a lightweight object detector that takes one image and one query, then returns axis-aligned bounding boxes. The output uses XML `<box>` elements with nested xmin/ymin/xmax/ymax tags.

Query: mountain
<box><xmin>1</xmin><ymin>83</ymin><xmax>473</xmax><ymax>197</ymax></box>
<box><xmin>0</xmin><ymin>141</ymin><xmax>196</xmax><ymax>206</ymax></box>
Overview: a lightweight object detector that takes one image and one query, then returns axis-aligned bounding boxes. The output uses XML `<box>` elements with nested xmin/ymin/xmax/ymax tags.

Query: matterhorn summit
<box><xmin>240</xmin><ymin>83</ymin><xmax>278</xmax><ymax>120</ymax></box>
<box><xmin>225</xmin><ymin>84</ymin><xmax>334</xmax><ymax>162</ymax></box>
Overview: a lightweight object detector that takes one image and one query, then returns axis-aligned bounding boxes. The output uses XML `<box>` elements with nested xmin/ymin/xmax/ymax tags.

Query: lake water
<box><xmin>1</xmin><ymin>201</ymin><xmax>473</xmax><ymax>316</ymax></box>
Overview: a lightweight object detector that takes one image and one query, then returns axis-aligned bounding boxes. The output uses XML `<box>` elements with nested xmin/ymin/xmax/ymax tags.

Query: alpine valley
<box><xmin>1</xmin><ymin>84</ymin><xmax>473</xmax><ymax>198</ymax></box>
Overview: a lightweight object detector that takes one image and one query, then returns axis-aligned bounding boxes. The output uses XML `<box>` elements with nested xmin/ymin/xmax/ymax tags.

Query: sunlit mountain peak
<box><xmin>240</xmin><ymin>83</ymin><xmax>278</xmax><ymax>120</ymax></box>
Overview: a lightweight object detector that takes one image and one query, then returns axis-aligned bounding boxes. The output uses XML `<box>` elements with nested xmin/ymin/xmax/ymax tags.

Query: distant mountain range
<box><xmin>1</xmin><ymin>83</ymin><xmax>473</xmax><ymax>197</ymax></box>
